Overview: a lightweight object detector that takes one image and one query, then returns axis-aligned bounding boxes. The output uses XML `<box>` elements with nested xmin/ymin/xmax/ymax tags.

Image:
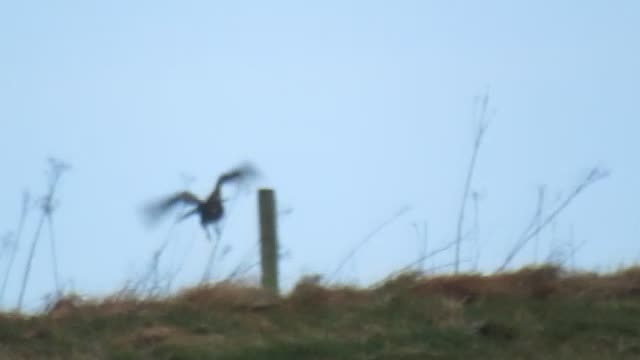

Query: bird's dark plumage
<box><xmin>144</xmin><ymin>163</ymin><xmax>258</xmax><ymax>239</ymax></box>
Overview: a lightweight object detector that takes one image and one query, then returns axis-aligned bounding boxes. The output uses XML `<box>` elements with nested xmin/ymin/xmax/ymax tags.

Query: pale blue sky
<box><xmin>1</xmin><ymin>1</ymin><xmax>639</xmax><ymax>310</ymax></box>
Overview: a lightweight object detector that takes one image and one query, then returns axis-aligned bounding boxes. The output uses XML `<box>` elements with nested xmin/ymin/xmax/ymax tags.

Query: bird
<box><xmin>144</xmin><ymin>163</ymin><xmax>258</xmax><ymax>240</ymax></box>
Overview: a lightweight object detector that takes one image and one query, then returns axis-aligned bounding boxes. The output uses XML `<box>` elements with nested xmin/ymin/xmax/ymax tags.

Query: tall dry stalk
<box><xmin>454</xmin><ymin>93</ymin><xmax>492</xmax><ymax>274</ymax></box>
<box><xmin>0</xmin><ymin>192</ymin><xmax>30</xmax><ymax>305</ymax></box>
<box><xmin>497</xmin><ymin>167</ymin><xmax>609</xmax><ymax>272</ymax></box>
<box><xmin>16</xmin><ymin>158</ymin><xmax>70</xmax><ymax>311</ymax></box>
<box><xmin>533</xmin><ymin>185</ymin><xmax>546</xmax><ymax>264</ymax></box>
<box><xmin>331</xmin><ymin>205</ymin><xmax>410</xmax><ymax>281</ymax></box>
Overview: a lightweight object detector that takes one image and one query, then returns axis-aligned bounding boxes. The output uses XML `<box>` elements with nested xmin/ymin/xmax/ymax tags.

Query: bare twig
<box><xmin>412</xmin><ymin>220</ymin><xmax>429</xmax><ymax>271</ymax></box>
<box><xmin>224</xmin><ymin>241</ymin><xmax>260</xmax><ymax>281</ymax></box>
<box><xmin>455</xmin><ymin>93</ymin><xmax>492</xmax><ymax>274</ymax></box>
<box><xmin>45</xmin><ymin>216</ymin><xmax>61</xmax><ymax>296</ymax></box>
<box><xmin>568</xmin><ymin>224</ymin><xmax>577</xmax><ymax>270</ymax></box>
<box><xmin>471</xmin><ymin>190</ymin><xmax>483</xmax><ymax>271</ymax></box>
<box><xmin>386</xmin><ymin>239</ymin><xmax>457</xmax><ymax>278</ymax></box>
<box><xmin>497</xmin><ymin>167</ymin><xmax>609</xmax><ymax>272</ymax></box>
<box><xmin>16</xmin><ymin>211</ymin><xmax>47</xmax><ymax>310</ymax></box>
<box><xmin>199</xmin><ymin>186</ymin><xmax>244</xmax><ymax>284</ymax></box>
<box><xmin>137</xmin><ymin>174</ymin><xmax>202</xmax><ymax>296</ymax></box>
<box><xmin>546</xmin><ymin>239</ymin><xmax>586</xmax><ymax>268</ymax></box>
<box><xmin>152</xmin><ymin>174</ymin><xmax>200</xmax><ymax>294</ymax></box>
<box><xmin>0</xmin><ymin>232</ymin><xmax>16</xmax><ymax>282</ymax></box>
<box><xmin>224</xmin><ymin>246</ymin><xmax>290</xmax><ymax>282</ymax></box>
<box><xmin>200</xmin><ymin>233</ymin><xmax>223</xmax><ymax>284</ymax></box>
<box><xmin>225</xmin><ymin>260</ymin><xmax>259</xmax><ymax>282</ymax></box>
<box><xmin>425</xmin><ymin>260</ymin><xmax>471</xmax><ymax>273</ymax></box>
<box><xmin>0</xmin><ymin>232</ymin><xmax>14</xmax><ymax>260</ymax></box>
<box><xmin>533</xmin><ymin>185</ymin><xmax>545</xmax><ymax>264</ymax></box>
<box><xmin>330</xmin><ymin>205</ymin><xmax>411</xmax><ymax>281</ymax></box>
<box><xmin>43</xmin><ymin>159</ymin><xmax>70</xmax><ymax>298</ymax></box>
<box><xmin>373</xmin><ymin>256</ymin><xmax>471</xmax><ymax>288</ymax></box>
<box><xmin>17</xmin><ymin>158</ymin><xmax>70</xmax><ymax>311</ymax></box>
<box><xmin>133</xmin><ymin>218</ymin><xmax>183</xmax><ymax>297</ymax></box>
<box><xmin>0</xmin><ymin>192</ymin><xmax>30</xmax><ymax>305</ymax></box>
<box><xmin>164</xmin><ymin>229</ymin><xmax>198</xmax><ymax>291</ymax></box>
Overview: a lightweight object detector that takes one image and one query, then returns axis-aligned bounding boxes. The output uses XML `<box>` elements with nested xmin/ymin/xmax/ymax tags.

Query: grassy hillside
<box><xmin>1</xmin><ymin>265</ymin><xmax>640</xmax><ymax>359</ymax></box>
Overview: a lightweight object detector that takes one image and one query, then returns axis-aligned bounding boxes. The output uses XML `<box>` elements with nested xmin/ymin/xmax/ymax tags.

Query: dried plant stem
<box><xmin>16</xmin><ymin>215</ymin><xmax>46</xmax><ymax>310</ymax></box>
<box><xmin>16</xmin><ymin>158</ymin><xmax>69</xmax><ymax>311</ymax></box>
<box><xmin>497</xmin><ymin>168</ymin><xmax>609</xmax><ymax>272</ymax></box>
<box><xmin>330</xmin><ymin>205</ymin><xmax>410</xmax><ymax>281</ymax></box>
<box><xmin>0</xmin><ymin>192</ymin><xmax>30</xmax><ymax>304</ymax></box>
<box><xmin>46</xmin><ymin>215</ymin><xmax>61</xmax><ymax>296</ymax></box>
<box><xmin>455</xmin><ymin>93</ymin><xmax>491</xmax><ymax>274</ymax></box>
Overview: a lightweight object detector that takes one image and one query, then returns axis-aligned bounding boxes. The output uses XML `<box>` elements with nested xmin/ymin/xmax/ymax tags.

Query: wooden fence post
<box><xmin>258</xmin><ymin>188</ymin><xmax>279</xmax><ymax>294</ymax></box>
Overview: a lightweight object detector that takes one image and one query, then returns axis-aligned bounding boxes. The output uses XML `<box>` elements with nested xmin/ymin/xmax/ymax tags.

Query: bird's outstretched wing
<box><xmin>209</xmin><ymin>163</ymin><xmax>259</xmax><ymax>199</ymax></box>
<box><xmin>143</xmin><ymin>191</ymin><xmax>201</xmax><ymax>226</ymax></box>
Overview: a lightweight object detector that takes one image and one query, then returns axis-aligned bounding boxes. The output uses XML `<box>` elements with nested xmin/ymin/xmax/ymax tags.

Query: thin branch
<box><xmin>154</xmin><ymin>174</ymin><xmax>199</xmax><ymax>293</ymax></box>
<box><xmin>455</xmin><ymin>93</ymin><xmax>492</xmax><ymax>274</ymax></box>
<box><xmin>200</xmin><ymin>233</ymin><xmax>222</xmax><ymax>284</ymax></box>
<box><xmin>16</xmin><ymin>158</ymin><xmax>70</xmax><ymax>311</ymax></box>
<box><xmin>373</xmin><ymin>257</ymin><xmax>472</xmax><ymax>288</ymax></box>
<box><xmin>330</xmin><ymin>205</ymin><xmax>410</xmax><ymax>281</ymax></box>
<box><xmin>413</xmin><ymin>220</ymin><xmax>429</xmax><ymax>272</ymax></box>
<box><xmin>43</xmin><ymin>159</ymin><xmax>70</xmax><ymax>299</ymax></box>
<box><xmin>224</xmin><ymin>241</ymin><xmax>260</xmax><ymax>282</ymax></box>
<box><xmin>16</xmin><ymin>215</ymin><xmax>46</xmax><ymax>310</ymax></box>
<box><xmin>138</xmin><ymin>174</ymin><xmax>201</xmax><ymax>295</ymax></box>
<box><xmin>497</xmin><ymin>167</ymin><xmax>609</xmax><ymax>272</ymax></box>
<box><xmin>533</xmin><ymin>185</ymin><xmax>545</xmax><ymax>264</ymax></box>
<box><xmin>199</xmin><ymin>184</ymin><xmax>249</xmax><ymax>284</ymax></box>
<box><xmin>0</xmin><ymin>232</ymin><xmax>11</xmax><ymax>253</ymax></box>
<box><xmin>386</xmin><ymin>239</ymin><xmax>458</xmax><ymax>278</ymax></box>
<box><xmin>424</xmin><ymin>259</ymin><xmax>472</xmax><ymax>274</ymax></box>
<box><xmin>471</xmin><ymin>190</ymin><xmax>482</xmax><ymax>271</ymax></box>
<box><xmin>0</xmin><ymin>192</ymin><xmax>30</xmax><ymax>305</ymax></box>
<box><xmin>546</xmin><ymin>239</ymin><xmax>586</xmax><ymax>268</ymax></box>
<box><xmin>164</xmin><ymin>231</ymin><xmax>196</xmax><ymax>291</ymax></box>
<box><xmin>46</xmin><ymin>215</ymin><xmax>61</xmax><ymax>296</ymax></box>
<box><xmin>134</xmin><ymin>219</ymin><xmax>181</xmax><ymax>297</ymax></box>
<box><xmin>225</xmin><ymin>261</ymin><xmax>259</xmax><ymax>282</ymax></box>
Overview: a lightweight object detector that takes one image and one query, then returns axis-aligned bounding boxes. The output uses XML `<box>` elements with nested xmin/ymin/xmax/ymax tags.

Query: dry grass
<box><xmin>40</xmin><ymin>264</ymin><xmax>640</xmax><ymax>319</ymax></box>
<box><xmin>0</xmin><ymin>265</ymin><xmax>639</xmax><ymax>359</ymax></box>
<box><xmin>403</xmin><ymin>265</ymin><xmax>640</xmax><ymax>300</ymax></box>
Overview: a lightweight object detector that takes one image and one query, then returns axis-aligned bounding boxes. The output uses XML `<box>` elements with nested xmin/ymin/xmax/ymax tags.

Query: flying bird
<box><xmin>144</xmin><ymin>163</ymin><xmax>258</xmax><ymax>240</ymax></box>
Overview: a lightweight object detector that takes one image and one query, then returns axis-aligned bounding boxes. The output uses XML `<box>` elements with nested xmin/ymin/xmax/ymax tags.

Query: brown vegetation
<box><xmin>0</xmin><ymin>265</ymin><xmax>639</xmax><ymax>359</ymax></box>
